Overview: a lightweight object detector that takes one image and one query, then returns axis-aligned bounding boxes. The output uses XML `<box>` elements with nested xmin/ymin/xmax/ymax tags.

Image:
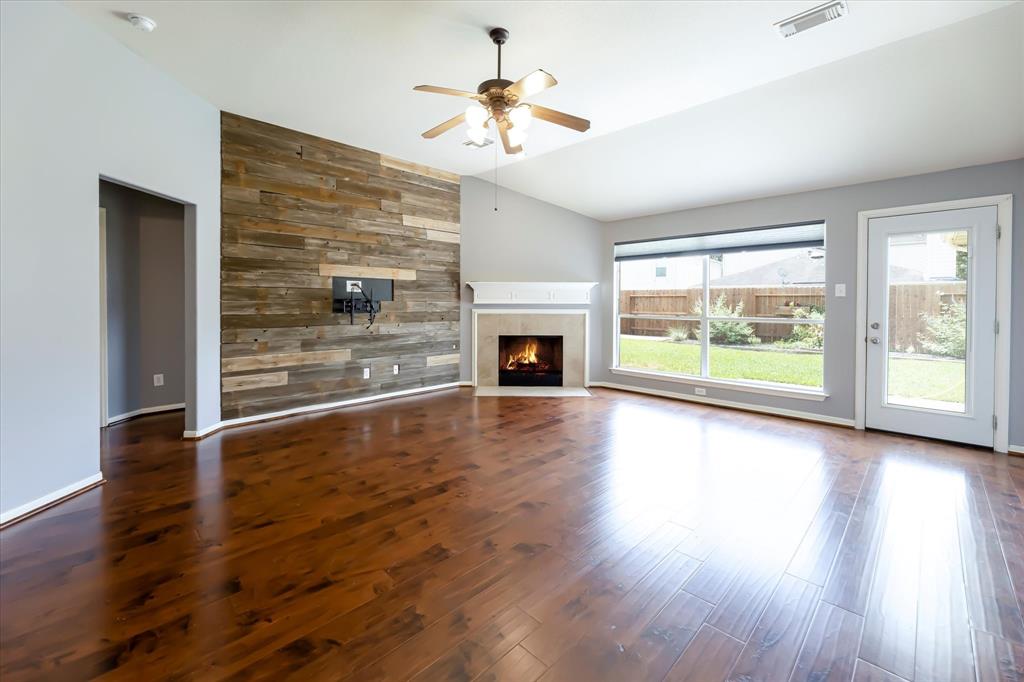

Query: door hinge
<box><xmin>997</xmin><ymin>224</ymin><xmax>1002</xmax><ymax>239</ymax></box>
<box><xmin>995</xmin><ymin>319</ymin><xmax>1000</xmax><ymax>335</ymax></box>
<box><xmin>993</xmin><ymin>414</ymin><xmax>998</xmax><ymax>430</ymax></box>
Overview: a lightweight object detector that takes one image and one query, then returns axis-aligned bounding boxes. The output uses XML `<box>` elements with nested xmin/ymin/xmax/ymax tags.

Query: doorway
<box><xmin>99</xmin><ymin>180</ymin><xmax>187</xmax><ymax>426</ymax></box>
<box><xmin>856</xmin><ymin>196</ymin><xmax>1012</xmax><ymax>450</ymax></box>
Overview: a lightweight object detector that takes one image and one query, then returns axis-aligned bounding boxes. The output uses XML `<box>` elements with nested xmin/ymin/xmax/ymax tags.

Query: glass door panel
<box><xmin>884</xmin><ymin>230</ymin><xmax>968</xmax><ymax>413</ymax></box>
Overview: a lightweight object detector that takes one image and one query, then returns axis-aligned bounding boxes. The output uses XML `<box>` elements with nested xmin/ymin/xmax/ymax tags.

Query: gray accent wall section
<box><xmin>1</xmin><ymin>2</ymin><xmax>220</xmax><ymax>519</ymax></box>
<box><xmin>101</xmin><ymin>181</ymin><xmax>185</xmax><ymax>419</ymax></box>
<box><xmin>598</xmin><ymin>159</ymin><xmax>1024</xmax><ymax>444</ymax></box>
<box><xmin>460</xmin><ymin>177</ymin><xmax>603</xmax><ymax>383</ymax></box>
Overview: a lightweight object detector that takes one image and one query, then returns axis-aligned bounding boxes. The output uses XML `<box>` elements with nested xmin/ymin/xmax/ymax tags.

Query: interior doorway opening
<box><xmin>99</xmin><ymin>180</ymin><xmax>187</xmax><ymax>427</ymax></box>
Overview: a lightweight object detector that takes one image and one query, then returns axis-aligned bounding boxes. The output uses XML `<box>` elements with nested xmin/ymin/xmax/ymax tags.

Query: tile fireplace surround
<box><xmin>472</xmin><ymin>310</ymin><xmax>589</xmax><ymax>397</ymax></box>
<box><xmin>467</xmin><ymin>282</ymin><xmax>595</xmax><ymax>397</ymax></box>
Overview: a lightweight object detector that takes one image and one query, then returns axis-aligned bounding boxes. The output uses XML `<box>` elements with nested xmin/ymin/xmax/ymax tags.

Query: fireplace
<box><xmin>498</xmin><ymin>335</ymin><xmax>563</xmax><ymax>387</ymax></box>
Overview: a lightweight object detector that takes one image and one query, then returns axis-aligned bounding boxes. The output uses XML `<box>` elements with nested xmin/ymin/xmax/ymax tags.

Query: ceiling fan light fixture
<box><xmin>507</xmin><ymin>126</ymin><xmax>527</xmax><ymax>148</ymax></box>
<box><xmin>508</xmin><ymin>105</ymin><xmax>532</xmax><ymax>130</ymax></box>
<box><xmin>466</xmin><ymin>124</ymin><xmax>488</xmax><ymax>145</ymax></box>
<box><xmin>465</xmin><ymin>104</ymin><xmax>489</xmax><ymax>128</ymax></box>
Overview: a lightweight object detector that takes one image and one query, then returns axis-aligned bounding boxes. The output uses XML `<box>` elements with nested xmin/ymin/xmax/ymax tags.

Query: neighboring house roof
<box><xmin>708</xmin><ymin>251</ymin><xmax>923</xmax><ymax>286</ymax></box>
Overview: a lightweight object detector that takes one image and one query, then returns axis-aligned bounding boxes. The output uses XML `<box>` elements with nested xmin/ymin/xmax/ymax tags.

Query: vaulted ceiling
<box><xmin>69</xmin><ymin>1</ymin><xmax>1022</xmax><ymax>220</ymax></box>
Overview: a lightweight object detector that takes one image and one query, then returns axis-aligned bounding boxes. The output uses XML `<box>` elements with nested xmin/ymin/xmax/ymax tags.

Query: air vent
<box><xmin>776</xmin><ymin>1</ymin><xmax>848</xmax><ymax>38</ymax></box>
<box><xmin>463</xmin><ymin>137</ymin><xmax>494</xmax><ymax>148</ymax></box>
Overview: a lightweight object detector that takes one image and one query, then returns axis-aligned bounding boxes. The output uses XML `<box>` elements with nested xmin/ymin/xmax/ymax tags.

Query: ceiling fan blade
<box><xmin>504</xmin><ymin>69</ymin><xmax>557</xmax><ymax>100</ymax></box>
<box><xmin>498</xmin><ymin>120</ymin><xmax>523</xmax><ymax>155</ymax></box>
<box><xmin>422</xmin><ymin>113</ymin><xmax>466</xmax><ymax>139</ymax></box>
<box><xmin>529</xmin><ymin>104</ymin><xmax>591</xmax><ymax>132</ymax></box>
<box><xmin>414</xmin><ymin>85</ymin><xmax>482</xmax><ymax>99</ymax></box>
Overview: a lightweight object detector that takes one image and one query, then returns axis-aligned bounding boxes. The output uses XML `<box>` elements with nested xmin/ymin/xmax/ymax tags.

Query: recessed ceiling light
<box><xmin>126</xmin><ymin>14</ymin><xmax>157</xmax><ymax>32</ymax></box>
<box><xmin>775</xmin><ymin>1</ymin><xmax>848</xmax><ymax>38</ymax></box>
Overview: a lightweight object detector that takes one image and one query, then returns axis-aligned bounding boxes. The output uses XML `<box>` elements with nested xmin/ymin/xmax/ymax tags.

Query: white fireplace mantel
<box><xmin>467</xmin><ymin>281</ymin><xmax>597</xmax><ymax>305</ymax></box>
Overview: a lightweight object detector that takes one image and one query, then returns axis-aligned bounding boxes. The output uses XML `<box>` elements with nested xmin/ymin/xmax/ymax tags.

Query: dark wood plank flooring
<box><xmin>2</xmin><ymin>387</ymin><xmax>1022</xmax><ymax>681</ymax></box>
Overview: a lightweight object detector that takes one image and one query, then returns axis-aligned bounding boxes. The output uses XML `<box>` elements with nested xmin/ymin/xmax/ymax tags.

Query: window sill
<box><xmin>609</xmin><ymin>367</ymin><xmax>829</xmax><ymax>401</ymax></box>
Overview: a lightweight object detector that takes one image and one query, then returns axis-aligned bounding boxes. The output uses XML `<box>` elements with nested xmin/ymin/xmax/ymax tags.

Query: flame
<box><xmin>505</xmin><ymin>338</ymin><xmax>541</xmax><ymax>370</ymax></box>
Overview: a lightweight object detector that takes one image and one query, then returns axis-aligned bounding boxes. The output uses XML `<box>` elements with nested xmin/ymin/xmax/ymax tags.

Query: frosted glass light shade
<box><xmin>508</xmin><ymin>105</ymin><xmax>532</xmax><ymax>130</ymax></box>
<box><xmin>507</xmin><ymin>127</ymin><xmax>527</xmax><ymax>147</ymax></box>
<box><xmin>465</xmin><ymin>105</ymin><xmax>489</xmax><ymax>128</ymax></box>
<box><xmin>466</xmin><ymin>125</ymin><xmax>488</xmax><ymax>145</ymax></box>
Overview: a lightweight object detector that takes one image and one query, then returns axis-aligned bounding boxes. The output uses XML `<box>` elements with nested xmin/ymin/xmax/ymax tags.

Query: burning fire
<box><xmin>504</xmin><ymin>338</ymin><xmax>551</xmax><ymax>371</ymax></box>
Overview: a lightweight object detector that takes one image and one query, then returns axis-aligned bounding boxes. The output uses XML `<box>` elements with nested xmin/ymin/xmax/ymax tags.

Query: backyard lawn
<box><xmin>618</xmin><ymin>337</ymin><xmax>966</xmax><ymax>405</ymax></box>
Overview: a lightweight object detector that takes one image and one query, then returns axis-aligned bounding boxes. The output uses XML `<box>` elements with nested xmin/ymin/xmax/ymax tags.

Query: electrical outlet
<box><xmin>393</xmin><ymin>364</ymin><xmax>400</xmax><ymax>375</ymax></box>
<box><xmin>346</xmin><ymin>280</ymin><xmax>363</xmax><ymax>293</ymax></box>
<box><xmin>153</xmin><ymin>373</ymin><xmax>164</xmax><ymax>387</ymax></box>
<box><xmin>363</xmin><ymin>367</ymin><xmax>371</xmax><ymax>380</ymax></box>
<box><xmin>694</xmin><ymin>387</ymin><xmax>706</xmax><ymax>396</ymax></box>
<box><xmin>835</xmin><ymin>283</ymin><xmax>846</xmax><ymax>297</ymax></box>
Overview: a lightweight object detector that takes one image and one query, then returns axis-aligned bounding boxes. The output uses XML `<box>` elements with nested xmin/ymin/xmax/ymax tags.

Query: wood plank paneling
<box><xmin>221</xmin><ymin>112</ymin><xmax>460</xmax><ymax>418</ymax></box>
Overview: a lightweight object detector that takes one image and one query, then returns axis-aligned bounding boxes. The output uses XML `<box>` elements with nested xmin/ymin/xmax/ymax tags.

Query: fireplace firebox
<box><xmin>498</xmin><ymin>335</ymin><xmax>563</xmax><ymax>387</ymax></box>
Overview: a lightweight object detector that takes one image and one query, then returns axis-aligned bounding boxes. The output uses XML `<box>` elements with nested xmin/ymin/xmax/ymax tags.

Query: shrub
<box><xmin>692</xmin><ymin>294</ymin><xmax>760</xmax><ymax>346</ymax></box>
<box><xmin>777</xmin><ymin>308</ymin><xmax>824</xmax><ymax>349</ymax></box>
<box><xmin>918</xmin><ymin>301</ymin><xmax>966</xmax><ymax>358</ymax></box>
<box><xmin>666</xmin><ymin>326</ymin><xmax>691</xmax><ymax>343</ymax></box>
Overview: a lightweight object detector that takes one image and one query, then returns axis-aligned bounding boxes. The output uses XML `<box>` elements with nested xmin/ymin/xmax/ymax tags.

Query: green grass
<box><xmin>619</xmin><ymin>338</ymin><xmax>822</xmax><ymax>387</ymax></box>
<box><xmin>619</xmin><ymin>338</ymin><xmax>967</xmax><ymax>403</ymax></box>
<box><xmin>887</xmin><ymin>356</ymin><xmax>965</xmax><ymax>405</ymax></box>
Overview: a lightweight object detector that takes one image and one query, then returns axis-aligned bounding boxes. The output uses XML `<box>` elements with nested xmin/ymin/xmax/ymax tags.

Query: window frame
<box><xmin>612</xmin><ymin>245</ymin><xmax>828</xmax><ymax>401</ymax></box>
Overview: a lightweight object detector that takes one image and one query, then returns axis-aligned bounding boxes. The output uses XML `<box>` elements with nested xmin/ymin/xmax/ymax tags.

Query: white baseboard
<box><xmin>107</xmin><ymin>402</ymin><xmax>185</xmax><ymax>426</ymax></box>
<box><xmin>1009</xmin><ymin>444</ymin><xmax>1024</xmax><ymax>456</ymax></box>
<box><xmin>0</xmin><ymin>472</ymin><xmax>104</xmax><ymax>526</ymax></box>
<box><xmin>183</xmin><ymin>382</ymin><xmax>464</xmax><ymax>439</ymax></box>
<box><xmin>590</xmin><ymin>381</ymin><xmax>855</xmax><ymax>428</ymax></box>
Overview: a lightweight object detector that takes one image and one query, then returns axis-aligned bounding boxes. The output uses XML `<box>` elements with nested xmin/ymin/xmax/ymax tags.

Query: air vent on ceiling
<box><xmin>775</xmin><ymin>1</ymin><xmax>848</xmax><ymax>38</ymax></box>
<box><xmin>463</xmin><ymin>137</ymin><xmax>494</xmax><ymax>148</ymax></box>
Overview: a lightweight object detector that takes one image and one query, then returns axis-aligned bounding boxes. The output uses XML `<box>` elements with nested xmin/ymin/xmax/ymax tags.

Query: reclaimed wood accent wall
<box><xmin>220</xmin><ymin>112</ymin><xmax>460</xmax><ymax>419</ymax></box>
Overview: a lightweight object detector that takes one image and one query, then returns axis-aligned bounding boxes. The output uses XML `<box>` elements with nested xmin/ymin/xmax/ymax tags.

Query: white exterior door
<box><xmin>865</xmin><ymin>206</ymin><xmax>998</xmax><ymax>446</ymax></box>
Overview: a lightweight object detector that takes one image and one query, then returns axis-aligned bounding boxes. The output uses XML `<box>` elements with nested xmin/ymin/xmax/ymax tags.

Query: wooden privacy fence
<box><xmin>619</xmin><ymin>282</ymin><xmax>965</xmax><ymax>346</ymax></box>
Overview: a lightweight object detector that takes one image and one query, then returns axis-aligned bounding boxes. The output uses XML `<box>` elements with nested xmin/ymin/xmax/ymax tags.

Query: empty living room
<box><xmin>2</xmin><ymin>1</ymin><xmax>1023</xmax><ymax>680</ymax></box>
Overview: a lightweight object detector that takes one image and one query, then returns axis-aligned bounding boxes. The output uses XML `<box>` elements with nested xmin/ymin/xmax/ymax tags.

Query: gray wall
<box><xmin>460</xmin><ymin>177</ymin><xmax>603</xmax><ymax>382</ymax></box>
<box><xmin>1</xmin><ymin>2</ymin><xmax>220</xmax><ymax>519</ymax></box>
<box><xmin>101</xmin><ymin>181</ymin><xmax>185</xmax><ymax>419</ymax></box>
<box><xmin>598</xmin><ymin>159</ymin><xmax>1023</xmax><ymax>444</ymax></box>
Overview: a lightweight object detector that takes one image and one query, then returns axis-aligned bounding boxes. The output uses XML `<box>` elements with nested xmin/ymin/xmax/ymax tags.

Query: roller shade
<box><xmin>614</xmin><ymin>221</ymin><xmax>825</xmax><ymax>262</ymax></box>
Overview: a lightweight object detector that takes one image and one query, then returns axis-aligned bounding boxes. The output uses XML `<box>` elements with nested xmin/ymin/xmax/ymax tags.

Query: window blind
<box><xmin>614</xmin><ymin>221</ymin><xmax>825</xmax><ymax>262</ymax></box>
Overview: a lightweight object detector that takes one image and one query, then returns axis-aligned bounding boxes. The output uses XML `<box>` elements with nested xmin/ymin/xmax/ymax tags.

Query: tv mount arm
<box><xmin>348</xmin><ymin>283</ymin><xmax>380</xmax><ymax>329</ymax></box>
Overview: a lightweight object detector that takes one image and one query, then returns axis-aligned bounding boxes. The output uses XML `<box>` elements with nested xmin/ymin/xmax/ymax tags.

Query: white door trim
<box><xmin>855</xmin><ymin>194</ymin><xmax>1013</xmax><ymax>452</ymax></box>
<box><xmin>99</xmin><ymin>207</ymin><xmax>109</xmax><ymax>428</ymax></box>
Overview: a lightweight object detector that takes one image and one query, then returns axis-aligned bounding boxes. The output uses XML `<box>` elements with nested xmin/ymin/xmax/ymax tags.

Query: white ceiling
<box><xmin>68</xmin><ymin>1</ymin><xmax>1022</xmax><ymax>220</ymax></box>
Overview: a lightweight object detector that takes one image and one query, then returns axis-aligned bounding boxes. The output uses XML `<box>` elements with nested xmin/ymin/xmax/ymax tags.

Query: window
<box><xmin>614</xmin><ymin>222</ymin><xmax>826</xmax><ymax>392</ymax></box>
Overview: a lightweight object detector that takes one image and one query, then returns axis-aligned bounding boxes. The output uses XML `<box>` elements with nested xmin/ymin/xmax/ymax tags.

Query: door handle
<box><xmin>870</xmin><ymin>337</ymin><xmax>880</xmax><ymax>344</ymax></box>
<box><xmin>870</xmin><ymin>322</ymin><xmax>880</xmax><ymax>330</ymax></box>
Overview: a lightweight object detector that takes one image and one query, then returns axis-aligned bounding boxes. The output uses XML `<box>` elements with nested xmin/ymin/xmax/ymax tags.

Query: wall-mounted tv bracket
<box><xmin>332</xmin><ymin>277</ymin><xmax>394</xmax><ymax>328</ymax></box>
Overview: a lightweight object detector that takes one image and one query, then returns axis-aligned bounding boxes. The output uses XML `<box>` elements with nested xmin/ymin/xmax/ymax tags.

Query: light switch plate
<box><xmin>835</xmin><ymin>283</ymin><xmax>846</xmax><ymax>297</ymax></box>
<box><xmin>153</xmin><ymin>373</ymin><xmax>164</xmax><ymax>387</ymax></box>
<box><xmin>393</xmin><ymin>364</ymin><xmax>400</xmax><ymax>375</ymax></box>
<box><xmin>363</xmin><ymin>367</ymin><xmax>371</xmax><ymax>379</ymax></box>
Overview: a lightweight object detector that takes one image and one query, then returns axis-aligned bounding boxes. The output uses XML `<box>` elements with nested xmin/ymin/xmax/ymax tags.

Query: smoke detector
<box><xmin>775</xmin><ymin>1</ymin><xmax>848</xmax><ymax>38</ymax></box>
<box><xmin>126</xmin><ymin>14</ymin><xmax>158</xmax><ymax>32</ymax></box>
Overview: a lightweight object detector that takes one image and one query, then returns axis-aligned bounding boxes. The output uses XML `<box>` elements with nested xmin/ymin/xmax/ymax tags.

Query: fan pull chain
<box><xmin>493</xmin><ymin>133</ymin><xmax>498</xmax><ymax>212</ymax></box>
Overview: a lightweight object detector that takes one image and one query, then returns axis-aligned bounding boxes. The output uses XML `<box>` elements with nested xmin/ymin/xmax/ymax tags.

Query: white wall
<box><xmin>0</xmin><ymin>2</ymin><xmax>220</xmax><ymax>519</ymax></box>
<box><xmin>460</xmin><ymin>177</ymin><xmax>603</xmax><ymax>382</ymax></box>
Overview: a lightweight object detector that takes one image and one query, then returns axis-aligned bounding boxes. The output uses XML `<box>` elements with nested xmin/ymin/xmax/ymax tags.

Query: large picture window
<box><xmin>614</xmin><ymin>222</ymin><xmax>826</xmax><ymax>392</ymax></box>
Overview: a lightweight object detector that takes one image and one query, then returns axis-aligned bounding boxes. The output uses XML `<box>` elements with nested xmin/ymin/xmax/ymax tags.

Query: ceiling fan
<box><xmin>414</xmin><ymin>27</ymin><xmax>591</xmax><ymax>155</ymax></box>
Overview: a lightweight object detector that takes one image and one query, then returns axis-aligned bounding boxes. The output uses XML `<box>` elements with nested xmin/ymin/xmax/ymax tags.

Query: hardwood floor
<box><xmin>2</xmin><ymin>387</ymin><xmax>1022</xmax><ymax>681</ymax></box>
